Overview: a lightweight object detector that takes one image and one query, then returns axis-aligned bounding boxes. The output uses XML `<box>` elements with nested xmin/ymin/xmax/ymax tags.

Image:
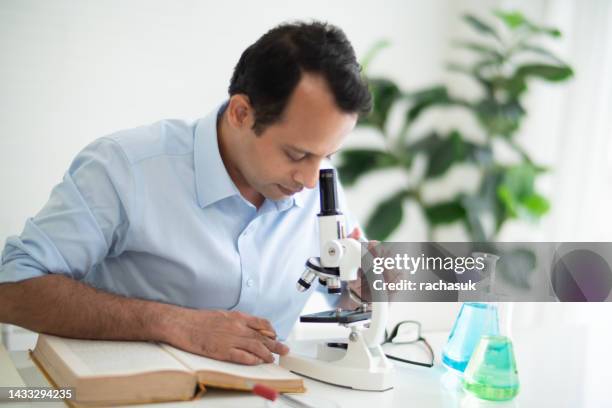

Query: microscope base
<box><xmin>280</xmin><ymin>336</ymin><xmax>394</xmax><ymax>391</ymax></box>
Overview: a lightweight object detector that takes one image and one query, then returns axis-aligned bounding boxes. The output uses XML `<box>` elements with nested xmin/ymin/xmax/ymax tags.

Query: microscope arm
<box><xmin>327</xmin><ymin>238</ymin><xmax>388</xmax><ymax>348</ymax></box>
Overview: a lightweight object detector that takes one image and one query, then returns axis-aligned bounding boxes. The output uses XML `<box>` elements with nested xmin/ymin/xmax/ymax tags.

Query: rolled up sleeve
<box><xmin>0</xmin><ymin>137</ymin><xmax>133</xmax><ymax>284</ymax></box>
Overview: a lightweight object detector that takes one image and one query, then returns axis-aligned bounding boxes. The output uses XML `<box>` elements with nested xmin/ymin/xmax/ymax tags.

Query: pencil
<box><xmin>258</xmin><ymin>329</ymin><xmax>276</xmax><ymax>339</ymax></box>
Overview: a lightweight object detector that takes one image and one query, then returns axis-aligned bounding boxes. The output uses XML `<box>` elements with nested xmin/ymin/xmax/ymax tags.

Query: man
<box><xmin>0</xmin><ymin>21</ymin><xmax>371</xmax><ymax>366</ymax></box>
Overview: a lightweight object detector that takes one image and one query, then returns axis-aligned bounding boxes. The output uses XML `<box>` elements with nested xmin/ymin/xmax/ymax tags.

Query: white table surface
<box><xmin>4</xmin><ymin>325</ymin><xmax>610</xmax><ymax>407</ymax></box>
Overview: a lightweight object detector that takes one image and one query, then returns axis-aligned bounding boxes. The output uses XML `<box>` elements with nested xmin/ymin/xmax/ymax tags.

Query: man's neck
<box><xmin>217</xmin><ymin>111</ymin><xmax>265</xmax><ymax>209</ymax></box>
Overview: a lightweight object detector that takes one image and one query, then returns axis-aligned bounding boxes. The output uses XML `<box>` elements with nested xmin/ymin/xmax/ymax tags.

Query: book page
<box><xmin>0</xmin><ymin>343</ymin><xmax>26</xmax><ymax>387</ymax></box>
<box><xmin>161</xmin><ymin>344</ymin><xmax>301</xmax><ymax>381</ymax></box>
<box><xmin>41</xmin><ymin>335</ymin><xmax>191</xmax><ymax>377</ymax></box>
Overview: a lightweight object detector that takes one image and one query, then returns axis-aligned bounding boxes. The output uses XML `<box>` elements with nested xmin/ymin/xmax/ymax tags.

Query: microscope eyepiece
<box><xmin>318</xmin><ymin>169</ymin><xmax>342</xmax><ymax>216</ymax></box>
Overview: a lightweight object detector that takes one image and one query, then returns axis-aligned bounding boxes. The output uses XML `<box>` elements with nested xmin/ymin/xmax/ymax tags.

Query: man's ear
<box><xmin>227</xmin><ymin>94</ymin><xmax>255</xmax><ymax>130</ymax></box>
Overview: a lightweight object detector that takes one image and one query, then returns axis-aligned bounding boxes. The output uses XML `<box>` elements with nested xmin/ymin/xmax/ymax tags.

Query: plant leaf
<box><xmin>406</xmin><ymin>131</ymin><xmax>443</xmax><ymax>153</ymax></box>
<box><xmin>494</xmin><ymin>9</ymin><xmax>560</xmax><ymax>37</ymax></box>
<box><xmin>501</xmin><ymin>164</ymin><xmax>536</xmax><ymax>197</ymax></box>
<box><xmin>525</xmin><ymin>22</ymin><xmax>562</xmax><ymax>38</ymax></box>
<box><xmin>480</xmin><ymin>169</ymin><xmax>507</xmax><ymax>229</ymax></box>
<box><xmin>337</xmin><ymin>149</ymin><xmax>400</xmax><ymax>186</ymax></box>
<box><xmin>475</xmin><ymin>99</ymin><xmax>525</xmax><ymax>136</ymax></box>
<box><xmin>497</xmin><ymin>185</ymin><xmax>518</xmax><ymax>217</ymax></box>
<box><xmin>424</xmin><ymin>199</ymin><xmax>466</xmax><ymax>225</ymax></box>
<box><xmin>471</xmin><ymin>144</ymin><xmax>494</xmax><ymax>167</ymax></box>
<box><xmin>463</xmin><ymin>14</ymin><xmax>501</xmax><ymax>41</ymax></box>
<box><xmin>425</xmin><ymin>130</ymin><xmax>469</xmax><ymax>178</ymax></box>
<box><xmin>496</xmin><ymin>164</ymin><xmax>550</xmax><ymax>220</ymax></box>
<box><xmin>360</xmin><ymin>78</ymin><xmax>401</xmax><ymax>132</ymax></box>
<box><xmin>522</xmin><ymin>193</ymin><xmax>550</xmax><ymax>216</ymax></box>
<box><xmin>360</xmin><ymin>39</ymin><xmax>391</xmax><ymax>73</ymax></box>
<box><xmin>542</xmin><ymin>27</ymin><xmax>561</xmax><ymax>38</ymax></box>
<box><xmin>365</xmin><ymin>191</ymin><xmax>406</xmax><ymax>240</ymax></box>
<box><xmin>405</xmin><ymin>85</ymin><xmax>451</xmax><ymax>123</ymax></box>
<box><xmin>461</xmin><ymin>195</ymin><xmax>488</xmax><ymax>241</ymax></box>
<box><xmin>494</xmin><ymin>10</ymin><xmax>526</xmax><ymax>29</ymax></box>
<box><xmin>406</xmin><ymin>85</ymin><xmax>450</xmax><ymax>102</ymax></box>
<box><xmin>515</xmin><ymin>63</ymin><xmax>574</xmax><ymax>82</ymax></box>
<box><xmin>455</xmin><ymin>41</ymin><xmax>504</xmax><ymax>61</ymax></box>
<box><xmin>516</xmin><ymin>43</ymin><xmax>566</xmax><ymax>65</ymax></box>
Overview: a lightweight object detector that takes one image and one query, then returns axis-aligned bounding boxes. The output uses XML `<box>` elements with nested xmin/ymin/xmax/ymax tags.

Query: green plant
<box><xmin>338</xmin><ymin>10</ymin><xmax>573</xmax><ymax>241</ymax></box>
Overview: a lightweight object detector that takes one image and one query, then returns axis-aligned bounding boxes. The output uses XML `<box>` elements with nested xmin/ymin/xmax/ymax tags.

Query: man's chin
<box><xmin>277</xmin><ymin>184</ymin><xmax>295</xmax><ymax>196</ymax></box>
<box><xmin>255</xmin><ymin>184</ymin><xmax>296</xmax><ymax>201</ymax></box>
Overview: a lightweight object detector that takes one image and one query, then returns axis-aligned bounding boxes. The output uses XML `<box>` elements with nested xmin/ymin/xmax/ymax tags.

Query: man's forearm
<box><xmin>0</xmin><ymin>274</ymin><xmax>175</xmax><ymax>342</ymax></box>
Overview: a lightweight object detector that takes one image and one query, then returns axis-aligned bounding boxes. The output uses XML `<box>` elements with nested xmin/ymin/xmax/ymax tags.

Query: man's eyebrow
<box><xmin>285</xmin><ymin>145</ymin><xmax>341</xmax><ymax>157</ymax></box>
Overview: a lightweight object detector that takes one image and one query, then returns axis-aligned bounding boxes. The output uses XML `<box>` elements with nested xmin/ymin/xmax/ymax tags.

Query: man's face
<box><xmin>230</xmin><ymin>74</ymin><xmax>358</xmax><ymax>201</ymax></box>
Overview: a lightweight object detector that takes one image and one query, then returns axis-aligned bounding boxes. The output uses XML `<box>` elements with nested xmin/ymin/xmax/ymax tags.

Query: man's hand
<box><xmin>346</xmin><ymin>228</ymin><xmax>402</xmax><ymax>303</ymax></box>
<box><xmin>161</xmin><ymin>308</ymin><xmax>290</xmax><ymax>366</ymax></box>
<box><xmin>0</xmin><ymin>275</ymin><xmax>289</xmax><ymax>367</ymax></box>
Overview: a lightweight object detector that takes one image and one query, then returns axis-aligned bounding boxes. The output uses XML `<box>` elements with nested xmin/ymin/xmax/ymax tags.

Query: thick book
<box><xmin>30</xmin><ymin>334</ymin><xmax>305</xmax><ymax>406</ymax></box>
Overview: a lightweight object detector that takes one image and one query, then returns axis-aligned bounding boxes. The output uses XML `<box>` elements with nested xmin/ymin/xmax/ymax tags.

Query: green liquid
<box><xmin>463</xmin><ymin>380</ymin><xmax>519</xmax><ymax>401</ymax></box>
<box><xmin>462</xmin><ymin>335</ymin><xmax>520</xmax><ymax>401</ymax></box>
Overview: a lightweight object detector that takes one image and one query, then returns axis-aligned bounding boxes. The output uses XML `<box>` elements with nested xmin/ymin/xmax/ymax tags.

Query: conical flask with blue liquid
<box><xmin>442</xmin><ymin>302</ymin><xmax>500</xmax><ymax>373</ymax></box>
<box><xmin>442</xmin><ymin>252</ymin><xmax>500</xmax><ymax>374</ymax></box>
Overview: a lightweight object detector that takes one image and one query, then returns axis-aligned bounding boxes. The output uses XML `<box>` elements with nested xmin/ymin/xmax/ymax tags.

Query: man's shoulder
<box><xmin>103</xmin><ymin>119</ymin><xmax>197</xmax><ymax>165</ymax></box>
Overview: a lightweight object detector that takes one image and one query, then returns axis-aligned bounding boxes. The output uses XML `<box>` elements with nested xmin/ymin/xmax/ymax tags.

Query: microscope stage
<box><xmin>299</xmin><ymin>309</ymin><xmax>372</xmax><ymax>323</ymax></box>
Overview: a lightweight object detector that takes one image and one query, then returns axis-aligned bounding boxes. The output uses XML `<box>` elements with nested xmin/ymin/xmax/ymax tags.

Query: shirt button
<box><xmin>246</xmin><ymin>279</ymin><xmax>254</xmax><ymax>287</ymax></box>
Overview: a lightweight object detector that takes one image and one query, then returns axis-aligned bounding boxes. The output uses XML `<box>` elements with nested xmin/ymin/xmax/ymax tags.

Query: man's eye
<box><xmin>287</xmin><ymin>152</ymin><xmax>306</xmax><ymax>162</ymax></box>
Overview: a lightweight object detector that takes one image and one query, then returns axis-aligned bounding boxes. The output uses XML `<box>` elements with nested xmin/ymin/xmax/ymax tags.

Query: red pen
<box><xmin>251</xmin><ymin>383</ymin><xmax>314</xmax><ymax>408</ymax></box>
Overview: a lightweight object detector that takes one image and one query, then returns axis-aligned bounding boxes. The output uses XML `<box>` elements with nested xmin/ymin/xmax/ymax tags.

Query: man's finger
<box><xmin>243</xmin><ymin>315</ymin><xmax>276</xmax><ymax>335</ymax></box>
<box><xmin>253</xmin><ymin>330</ymin><xmax>290</xmax><ymax>355</ymax></box>
<box><xmin>228</xmin><ymin>348</ymin><xmax>263</xmax><ymax>365</ymax></box>
<box><xmin>348</xmin><ymin>227</ymin><xmax>361</xmax><ymax>240</ymax></box>
<box><xmin>274</xmin><ymin>342</ymin><xmax>290</xmax><ymax>355</ymax></box>
<box><xmin>367</xmin><ymin>240</ymin><xmax>381</xmax><ymax>257</ymax></box>
<box><xmin>237</xmin><ymin>338</ymin><xmax>274</xmax><ymax>363</ymax></box>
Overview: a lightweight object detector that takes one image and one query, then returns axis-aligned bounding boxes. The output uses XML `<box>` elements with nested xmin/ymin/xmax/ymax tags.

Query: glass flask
<box><xmin>462</xmin><ymin>334</ymin><xmax>520</xmax><ymax>401</ymax></box>
<box><xmin>441</xmin><ymin>302</ymin><xmax>500</xmax><ymax>373</ymax></box>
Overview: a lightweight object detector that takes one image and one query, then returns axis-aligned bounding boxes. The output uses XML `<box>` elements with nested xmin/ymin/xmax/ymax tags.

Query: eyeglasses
<box><xmin>382</xmin><ymin>320</ymin><xmax>435</xmax><ymax>368</ymax></box>
<box><xmin>326</xmin><ymin>319</ymin><xmax>435</xmax><ymax>368</ymax></box>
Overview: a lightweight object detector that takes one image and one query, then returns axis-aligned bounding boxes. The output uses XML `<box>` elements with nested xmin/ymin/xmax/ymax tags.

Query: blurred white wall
<box><xmin>0</xmin><ymin>0</ymin><xmax>453</xmax><ymax>243</ymax></box>
<box><xmin>1</xmin><ymin>0</ymin><xmax>611</xmax><ymax>347</ymax></box>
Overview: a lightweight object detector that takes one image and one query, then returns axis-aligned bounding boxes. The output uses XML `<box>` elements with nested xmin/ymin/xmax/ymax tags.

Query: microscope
<box><xmin>279</xmin><ymin>169</ymin><xmax>394</xmax><ymax>391</ymax></box>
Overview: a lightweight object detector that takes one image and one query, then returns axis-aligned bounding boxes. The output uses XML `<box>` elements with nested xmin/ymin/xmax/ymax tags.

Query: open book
<box><xmin>30</xmin><ymin>334</ymin><xmax>305</xmax><ymax>406</ymax></box>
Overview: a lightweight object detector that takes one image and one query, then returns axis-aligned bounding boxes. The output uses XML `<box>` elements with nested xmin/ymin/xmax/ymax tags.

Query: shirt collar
<box><xmin>291</xmin><ymin>189</ymin><xmax>305</xmax><ymax>208</ymax></box>
<box><xmin>276</xmin><ymin>189</ymin><xmax>304</xmax><ymax>210</ymax></box>
<box><xmin>194</xmin><ymin>105</ymin><xmax>240</xmax><ymax>208</ymax></box>
<box><xmin>194</xmin><ymin>104</ymin><xmax>304</xmax><ymax>210</ymax></box>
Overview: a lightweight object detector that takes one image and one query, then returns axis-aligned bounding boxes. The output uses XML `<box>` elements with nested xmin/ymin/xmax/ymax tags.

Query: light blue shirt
<box><xmin>0</xmin><ymin>105</ymin><xmax>357</xmax><ymax>339</ymax></box>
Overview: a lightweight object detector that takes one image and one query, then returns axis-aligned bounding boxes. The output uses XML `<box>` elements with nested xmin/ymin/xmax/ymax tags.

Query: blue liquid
<box><xmin>442</xmin><ymin>303</ymin><xmax>499</xmax><ymax>373</ymax></box>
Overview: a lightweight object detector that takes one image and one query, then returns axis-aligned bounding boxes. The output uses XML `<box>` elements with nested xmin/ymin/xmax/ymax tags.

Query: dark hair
<box><xmin>228</xmin><ymin>21</ymin><xmax>372</xmax><ymax>134</ymax></box>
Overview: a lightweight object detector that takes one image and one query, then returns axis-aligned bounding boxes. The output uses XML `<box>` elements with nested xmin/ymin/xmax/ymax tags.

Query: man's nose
<box><xmin>304</xmin><ymin>169</ymin><xmax>318</xmax><ymax>189</ymax></box>
<box><xmin>294</xmin><ymin>166</ymin><xmax>319</xmax><ymax>190</ymax></box>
